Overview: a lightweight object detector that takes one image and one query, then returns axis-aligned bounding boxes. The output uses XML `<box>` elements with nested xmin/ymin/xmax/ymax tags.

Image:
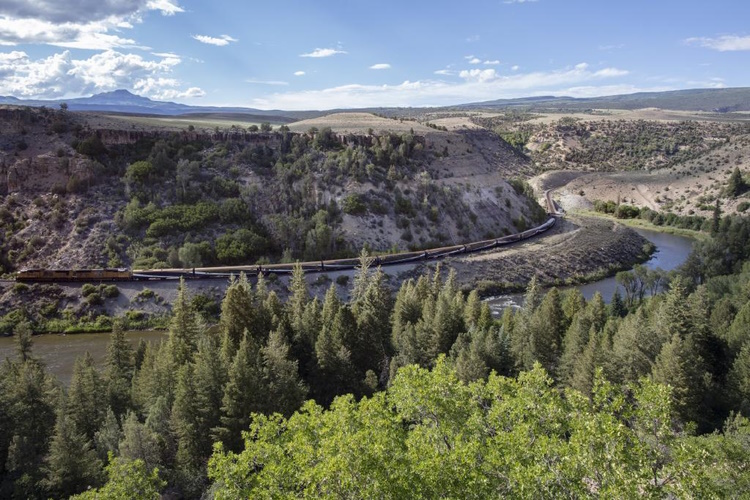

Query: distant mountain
<box><xmin>0</xmin><ymin>89</ymin><xmax>316</xmax><ymax>121</ymax></box>
<box><xmin>462</xmin><ymin>87</ymin><xmax>750</xmax><ymax>112</ymax></box>
<box><xmin>1</xmin><ymin>87</ymin><xmax>750</xmax><ymax>118</ymax></box>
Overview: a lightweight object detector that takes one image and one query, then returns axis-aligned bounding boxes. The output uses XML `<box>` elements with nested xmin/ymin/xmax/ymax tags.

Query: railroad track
<box><xmin>16</xmin><ymin>191</ymin><xmax>564</xmax><ymax>283</ymax></box>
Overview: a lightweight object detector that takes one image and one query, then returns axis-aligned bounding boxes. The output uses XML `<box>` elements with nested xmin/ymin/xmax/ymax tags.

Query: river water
<box><xmin>484</xmin><ymin>228</ymin><xmax>695</xmax><ymax>314</ymax></box>
<box><xmin>0</xmin><ymin>227</ymin><xmax>694</xmax><ymax>383</ymax></box>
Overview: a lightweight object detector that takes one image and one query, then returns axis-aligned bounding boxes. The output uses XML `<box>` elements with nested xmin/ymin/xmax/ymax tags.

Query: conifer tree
<box><xmin>42</xmin><ymin>398</ymin><xmax>102</xmax><ymax>498</ymax></box>
<box><xmin>94</xmin><ymin>407</ymin><xmax>122</xmax><ymax>461</ymax></box>
<box><xmin>219</xmin><ymin>273</ymin><xmax>255</xmax><ymax>361</ymax></box>
<box><xmin>132</xmin><ymin>341</ymin><xmax>177</xmax><ymax>412</ymax></box>
<box><xmin>192</xmin><ymin>336</ymin><xmax>226</xmax><ymax>456</ymax></box>
<box><xmin>105</xmin><ymin>320</ymin><xmax>134</xmax><ymax>419</ymax></box>
<box><xmin>119</xmin><ymin>412</ymin><xmax>161</xmax><ymax>473</ymax></box>
<box><xmin>610</xmin><ymin>288</ymin><xmax>627</xmax><ymax>317</ymax></box>
<box><xmin>68</xmin><ymin>351</ymin><xmax>106</xmax><ymax>441</ymax></box>
<box><xmin>288</xmin><ymin>262</ymin><xmax>310</xmax><ymax>335</ymax></box>
<box><xmin>609</xmin><ymin>307</ymin><xmax>658</xmax><ymax>383</ymax></box>
<box><xmin>463</xmin><ymin>289</ymin><xmax>482</xmax><ymax>330</ymax></box>
<box><xmin>261</xmin><ymin>328</ymin><xmax>308</xmax><ymax>416</ymax></box>
<box><xmin>562</xmin><ymin>289</ymin><xmax>585</xmax><ymax>328</ymax></box>
<box><xmin>352</xmin><ymin>267</ymin><xmax>393</xmax><ymax>382</ymax></box>
<box><xmin>529</xmin><ymin>287</ymin><xmax>565</xmax><ymax>376</ymax></box>
<box><xmin>729</xmin><ymin>343</ymin><xmax>750</xmax><ymax>415</ymax></box>
<box><xmin>14</xmin><ymin>321</ymin><xmax>34</xmax><ymax>363</ymax></box>
<box><xmin>652</xmin><ymin>334</ymin><xmax>705</xmax><ymax>425</ymax></box>
<box><xmin>168</xmin><ymin>277</ymin><xmax>199</xmax><ymax>366</ymax></box>
<box><xmin>727</xmin><ymin>299</ymin><xmax>750</xmax><ymax>355</ymax></box>
<box><xmin>351</xmin><ymin>248</ymin><xmax>375</xmax><ymax>304</ymax></box>
<box><xmin>1</xmin><ymin>352</ymin><xmax>57</xmax><ymax>499</ymax></box>
<box><xmin>217</xmin><ymin>334</ymin><xmax>264</xmax><ymax>451</ymax></box>
<box><xmin>570</xmin><ymin>328</ymin><xmax>604</xmax><ymax>396</ymax></box>
<box><xmin>172</xmin><ymin>363</ymin><xmax>203</xmax><ymax>473</ymax></box>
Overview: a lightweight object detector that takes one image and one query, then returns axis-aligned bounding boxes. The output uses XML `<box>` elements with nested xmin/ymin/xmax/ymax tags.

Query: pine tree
<box><xmin>68</xmin><ymin>351</ymin><xmax>106</xmax><ymax>441</ymax></box>
<box><xmin>562</xmin><ymin>289</ymin><xmax>585</xmax><ymax>327</ymax></box>
<box><xmin>261</xmin><ymin>328</ymin><xmax>308</xmax><ymax>416</ymax></box>
<box><xmin>217</xmin><ymin>334</ymin><xmax>264</xmax><ymax>451</ymax></box>
<box><xmin>105</xmin><ymin>320</ymin><xmax>134</xmax><ymax>419</ymax></box>
<box><xmin>2</xmin><ymin>356</ymin><xmax>57</xmax><ymax>499</ymax></box>
<box><xmin>652</xmin><ymin>334</ymin><xmax>705</xmax><ymax>425</ymax></box>
<box><xmin>352</xmin><ymin>267</ymin><xmax>393</xmax><ymax>383</ymax></box>
<box><xmin>42</xmin><ymin>398</ymin><xmax>102</xmax><ymax>498</ymax></box>
<box><xmin>609</xmin><ymin>307</ymin><xmax>658</xmax><ymax>383</ymax></box>
<box><xmin>729</xmin><ymin>343</ymin><xmax>750</xmax><ymax>415</ymax></box>
<box><xmin>570</xmin><ymin>328</ymin><xmax>604</xmax><ymax>397</ymax></box>
<box><xmin>94</xmin><ymin>407</ymin><xmax>122</xmax><ymax>461</ymax></box>
<box><xmin>463</xmin><ymin>289</ymin><xmax>482</xmax><ymax>330</ymax></box>
<box><xmin>192</xmin><ymin>336</ymin><xmax>226</xmax><ymax>457</ymax></box>
<box><xmin>523</xmin><ymin>275</ymin><xmax>543</xmax><ymax>314</ymax></box>
<box><xmin>14</xmin><ymin>321</ymin><xmax>34</xmax><ymax>363</ymax></box>
<box><xmin>529</xmin><ymin>287</ymin><xmax>565</xmax><ymax>377</ymax></box>
<box><xmin>131</xmin><ymin>341</ymin><xmax>177</xmax><ymax>412</ymax></box>
<box><xmin>172</xmin><ymin>363</ymin><xmax>202</xmax><ymax>472</ymax></box>
<box><xmin>288</xmin><ymin>262</ymin><xmax>310</xmax><ymax>335</ymax></box>
<box><xmin>168</xmin><ymin>277</ymin><xmax>199</xmax><ymax>366</ymax></box>
<box><xmin>351</xmin><ymin>248</ymin><xmax>375</xmax><ymax>304</ymax></box>
<box><xmin>119</xmin><ymin>412</ymin><xmax>162</xmax><ymax>473</ymax></box>
<box><xmin>610</xmin><ymin>288</ymin><xmax>627</xmax><ymax>317</ymax></box>
<box><xmin>727</xmin><ymin>299</ymin><xmax>750</xmax><ymax>355</ymax></box>
<box><xmin>219</xmin><ymin>273</ymin><xmax>255</xmax><ymax>361</ymax></box>
<box><xmin>725</xmin><ymin>166</ymin><xmax>747</xmax><ymax>197</ymax></box>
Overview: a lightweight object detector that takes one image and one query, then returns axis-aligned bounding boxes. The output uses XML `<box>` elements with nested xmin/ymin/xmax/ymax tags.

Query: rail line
<box><xmin>17</xmin><ymin>191</ymin><xmax>563</xmax><ymax>283</ymax></box>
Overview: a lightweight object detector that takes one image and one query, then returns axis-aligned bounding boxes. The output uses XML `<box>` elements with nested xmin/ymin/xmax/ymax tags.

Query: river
<box><xmin>0</xmin><ymin>227</ymin><xmax>694</xmax><ymax>383</ymax></box>
<box><xmin>484</xmin><ymin>227</ymin><xmax>695</xmax><ymax>314</ymax></box>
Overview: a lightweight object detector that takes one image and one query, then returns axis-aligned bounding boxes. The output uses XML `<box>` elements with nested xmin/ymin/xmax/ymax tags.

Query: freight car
<box><xmin>16</xmin><ymin>268</ymin><xmax>133</xmax><ymax>282</ymax></box>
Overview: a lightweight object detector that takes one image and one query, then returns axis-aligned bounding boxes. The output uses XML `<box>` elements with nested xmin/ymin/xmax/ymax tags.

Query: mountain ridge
<box><xmin>1</xmin><ymin>87</ymin><xmax>750</xmax><ymax>117</ymax></box>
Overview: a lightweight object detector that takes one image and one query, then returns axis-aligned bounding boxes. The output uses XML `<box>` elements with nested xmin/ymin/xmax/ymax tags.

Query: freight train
<box><xmin>15</xmin><ymin>216</ymin><xmax>558</xmax><ymax>283</ymax></box>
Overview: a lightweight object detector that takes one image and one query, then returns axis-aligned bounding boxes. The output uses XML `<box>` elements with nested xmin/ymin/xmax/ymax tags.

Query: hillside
<box><xmin>0</xmin><ymin>106</ymin><xmax>543</xmax><ymax>274</ymax></box>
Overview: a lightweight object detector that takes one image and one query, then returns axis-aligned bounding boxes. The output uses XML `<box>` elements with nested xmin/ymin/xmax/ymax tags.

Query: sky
<box><xmin>0</xmin><ymin>0</ymin><xmax>748</xmax><ymax>110</ymax></box>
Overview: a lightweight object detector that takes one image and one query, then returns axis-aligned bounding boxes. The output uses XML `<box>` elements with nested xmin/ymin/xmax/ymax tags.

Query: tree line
<box><xmin>2</xmin><ymin>215</ymin><xmax>750</xmax><ymax>497</ymax></box>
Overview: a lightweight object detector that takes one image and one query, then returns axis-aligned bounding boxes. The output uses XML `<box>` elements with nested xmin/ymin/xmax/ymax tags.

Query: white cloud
<box><xmin>483</xmin><ymin>60</ymin><xmax>500</xmax><ymax>65</ymax></box>
<box><xmin>459</xmin><ymin>68</ymin><xmax>498</xmax><ymax>82</ymax></box>
<box><xmin>193</xmin><ymin>34</ymin><xmax>238</xmax><ymax>46</ymax></box>
<box><xmin>598</xmin><ymin>43</ymin><xmax>624</xmax><ymax>51</ymax></box>
<box><xmin>145</xmin><ymin>0</ymin><xmax>184</xmax><ymax>15</ymax></box>
<box><xmin>434</xmin><ymin>69</ymin><xmax>454</xmax><ymax>76</ymax></box>
<box><xmin>0</xmin><ymin>0</ymin><xmax>182</xmax><ymax>23</ymax></box>
<box><xmin>300</xmin><ymin>47</ymin><xmax>347</xmax><ymax>58</ymax></box>
<box><xmin>686</xmin><ymin>35</ymin><xmax>750</xmax><ymax>51</ymax></box>
<box><xmin>466</xmin><ymin>35</ymin><xmax>480</xmax><ymax>43</ymax></box>
<box><xmin>468</xmin><ymin>57</ymin><xmax>481</xmax><ymax>64</ymax></box>
<box><xmin>369</xmin><ymin>63</ymin><xmax>391</xmax><ymax>70</ymax></box>
<box><xmin>249</xmin><ymin>62</ymin><xmax>632</xmax><ymax>110</ymax></box>
<box><xmin>0</xmin><ymin>1</ymin><xmax>183</xmax><ymax>49</ymax></box>
<box><xmin>0</xmin><ymin>49</ymin><xmax>202</xmax><ymax>100</ymax></box>
<box><xmin>294</xmin><ymin>70</ymin><xmax>305</xmax><ymax>76</ymax></box>
<box><xmin>246</xmin><ymin>79</ymin><xmax>289</xmax><ymax>86</ymax></box>
<box><xmin>511</xmin><ymin>65</ymin><xmax>520</xmax><ymax>71</ymax></box>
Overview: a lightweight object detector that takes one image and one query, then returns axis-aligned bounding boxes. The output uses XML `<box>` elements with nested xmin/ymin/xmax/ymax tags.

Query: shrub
<box><xmin>81</xmin><ymin>283</ymin><xmax>97</xmax><ymax>297</ymax></box>
<box><xmin>342</xmin><ymin>194</ymin><xmax>367</xmax><ymax>215</ymax></box>
<box><xmin>102</xmin><ymin>285</ymin><xmax>120</xmax><ymax>299</ymax></box>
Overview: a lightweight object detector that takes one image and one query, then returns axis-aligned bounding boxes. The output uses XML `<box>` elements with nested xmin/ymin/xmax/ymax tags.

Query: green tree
<box><xmin>168</xmin><ymin>277</ymin><xmax>200</xmax><ymax>366</ymax></box>
<box><xmin>71</xmin><ymin>455</ymin><xmax>165</xmax><ymax>500</ymax></box>
<box><xmin>68</xmin><ymin>351</ymin><xmax>106</xmax><ymax>441</ymax></box>
<box><xmin>217</xmin><ymin>335</ymin><xmax>264</xmax><ymax>451</ymax></box>
<box><xmin>261</xmin><ymin>328</ymin><xmax>308</xmax><ymax>416</ymax></box>
<box><xmin>725</xmin><ymin>167</ymin><xmax>748</xmax><ymax>197</ymax></box>
<box><xmin>41</xmin><ymin>398</ymin><xmax>102</xmax><ymax>498</ymax></box>
<box><xmin>105</xmin><ymin>320</ymin><xmax>134</xmax><ymax>419</ymax></box>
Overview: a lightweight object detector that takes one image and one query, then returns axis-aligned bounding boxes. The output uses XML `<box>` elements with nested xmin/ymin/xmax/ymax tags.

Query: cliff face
<box><xmin>0</xmin><ymin>106</ymin><xmax>545</xmax><ymax>275</ymax></box>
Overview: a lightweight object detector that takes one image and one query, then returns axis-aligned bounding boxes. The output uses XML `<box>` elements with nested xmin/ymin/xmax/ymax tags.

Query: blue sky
<box><xmin>0</xmin><ymin>0</ymin><xmax>748</xmax><ymax>110</ymax></box>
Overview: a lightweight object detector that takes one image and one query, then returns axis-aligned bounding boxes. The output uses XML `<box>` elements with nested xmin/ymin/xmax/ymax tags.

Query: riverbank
<box><xmin>572</xmin><ymin>209</ymin><xmax>709</xmax><ymax>240</ymax></box>
<box><xmin>440</xmin><ymin>215</ymin><xmax>655</xmax><ymax>296</ymax></box>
